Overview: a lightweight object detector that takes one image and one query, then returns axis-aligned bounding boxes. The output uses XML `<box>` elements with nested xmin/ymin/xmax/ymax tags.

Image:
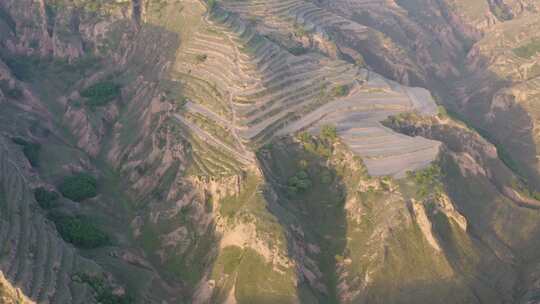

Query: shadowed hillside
<box><xmin>1</xmin><ymin>0</ymin><xmax>540</xmax><ymax>303</ymax></box>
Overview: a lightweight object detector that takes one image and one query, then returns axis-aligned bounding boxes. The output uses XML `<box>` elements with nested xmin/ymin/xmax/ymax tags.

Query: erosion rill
<box><xmin>1</xmin><ymin>0</ymin><xmax>540</xmax><ymax>303</ymax></box>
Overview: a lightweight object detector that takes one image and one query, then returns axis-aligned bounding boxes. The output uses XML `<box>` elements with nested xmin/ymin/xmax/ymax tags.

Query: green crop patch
<box><xmin>0</xmin><ymin>191</ymin><xmax>6</xmax><ymax>219</ymax></box>
<box><xmin>49</xmin><ymin>213</ymin><xmax>110</xmax><ymax>249</ymax></box>
<box><xmin>77</xmin><ymin>273</ymin><xmax>134</xmax><ymax>304</ymax></box>
<box><xmin>81</xmin><ymin>81</ymin><xmax>121</xmax><ymax>107</ymax></box>
<box><xmin>2</xmin><ymin>55</ymin><xmax>38</xmax><ymax>81</ymax></box>
<box><xmin>0</xmin><ymin>80</ymin><xmax>22</xmax><ymax>99</ymax></box>
<box><xmin>59</xmin><ymin>173</ymin><xmax>98</xmax><ymax>202</ymax></box>
<box><xmin>33</xmin><ymin>187</ymin><xmax>60</xmax><ymax>209</ymax></box>
<box><xmin>0</xmin><ymin>6</ymin><xmax>15</xmax><ymax>33</ymax></box>
<box><xmin>12</xmin><ymin>137</ymin><xmax>41</xmax><ymax>167</ymax></box>
<box><xmin>195</xmin><ymin>53</ymin><xmax>208</xmax><ymax>63</ymax></box>
<box><xmin>287</xmin><ymin>170</ymin><xmax>312</xmax><ymax>195</ymax></box>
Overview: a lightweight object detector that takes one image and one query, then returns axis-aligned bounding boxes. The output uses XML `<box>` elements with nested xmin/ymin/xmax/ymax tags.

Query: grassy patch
<box><xmin>514</xmin><ymin>39</ymin><xmax>540</xmax><ymax>59</ymax></box>
<box><xmin>510</xmin><ymin>178</ymin><xmax>540</xmax><ymax>201</ymax></box>
<box><xmin>59</xmin><ymin>173</ymin><xmax>98</xmax><ymax>202</ymax></box>
<box><xmin>38</xmin><ymin>143</ymin><xmax>88</xmax><ymax>181</ymax></box>
<box><xmin>81</xmin><ymin>81</ymin><xmax>121</xmax><ymax>107</ymax></box>
<box><xmin>235</xmin><ymin>249</ymin><xmax>297</xmax><ymax>304</ymax></box>
<box><xmin>164</xmin><ymin>228</ymin><xmax>215</xmax><ymax>288</ymax></box>
<box><xmin>261</xmin><ymin>136</ymin><xmax>352</xmax><ymax>303</ymax></box>
<box><xmin>430</xmin><ymin>212</ymin><xmax>479</xmax><ymax>275</ymax></box>
<box><xmin>213</xmin><ymin>246</ymin><xmax>244</xmax><ymax>276</ymax></box>
<box><xmin>140</xmin><ymin>223</ymin><xmax>160</xmax><ymax>254</ymax></box>
<box><xmin>49</xmin><ymin>213</ymin><xmax>110</xmax><ymax>249</ymax></box>
<box><xmin>219</xmin><ymin>174</ymin><xmax>260</xmax><ymax>218</ymax></box>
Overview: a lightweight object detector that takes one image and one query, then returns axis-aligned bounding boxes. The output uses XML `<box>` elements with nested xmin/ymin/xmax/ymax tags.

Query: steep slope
<box><xmin>385</xmin><ymin>111</ymin><xmax>540</xmax><ymax>303</ymax></box>
<box><xmin>0</xmin><ymin>271</ymin><xmax>34</xmax><ymax>304</ymax></box>
<box><xmin>2</xmin><ymin>0</ymin><xmax>540</xmax><ymax>304</ymax></box>
<box><xmin>0</xmin><ymin>135</ymin><xmax>100</xmax><ymax>303</ymax></box>
<box><xmin>302</xmin><ymin>0</ymin><xmax>540</xmax><ymax>191</ymax></box>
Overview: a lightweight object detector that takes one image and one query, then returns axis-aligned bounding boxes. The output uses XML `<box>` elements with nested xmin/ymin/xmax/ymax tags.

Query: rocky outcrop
<box><xmin>0</xmin><ymin>272</ymin><xmax>35</xmax><ymax>304</ymax></box>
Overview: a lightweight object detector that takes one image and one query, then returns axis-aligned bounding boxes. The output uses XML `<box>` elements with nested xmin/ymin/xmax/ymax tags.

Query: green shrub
<box><xmin>0</xmin><ymin>80</ymin><xmax>23</xmax><ymax>99</ymax></box>
<box><xmin>300</xmin><ymin>134</ymin><xmax>332</xmax><ymax>157</ymax></box>
<box><xmin>0</xmin><ymin>6</ymin><xmax>16</xmax><ymax>33</ymax></box>
<box><xmin>205</xmin><ymin>195</ymin><xmax>213</xmax><ymax>213</ymax></box>
<box><xmin>331</xmin><ymin>84</ymin><xmax>349</xmax><ymax>97</ymax></box>
<box><xmin>22</xmin><ymin>143</ymin><xmax>41</xmax><ymax>167</ymax></box>
<box><xmin>288</xmin><ymin>45</ymin><xmax>308</xmax><ymax>56</ymax></box>
<box><xmin>11</xmin><ymin>137</ymin><xmax>41</xmax><ymax>167</ymax></box>
<box><xmin>59</xmin><ymin>173</ymin><xmax>98</xmax><ymax>202</ymax></box>
<box><xmin>437</xmin><ymin>105</ymin><xmax>448</xmax><ymax>118</ymax></box>
<box><xmin>293</xmin><ymin>23</ymin><xmax>308</xmax><ymax>37</ymax></box>
<box><xmin>81</xmin><ymin>81</ymin><xmax>121</xmax><ymax>107</ymax></box>
<box><xmin>0</xmin><ymin>191</ymin><xmax>7</xmax><ymax>219</ymax></box>
<box><xmin>78</xmin><ymin>274</ymin><xmax>133</xmax><ymax>304</ymax></box>
<box><xmin>298</xmin><ymin>132</ymin><xmax>311</xmax><ymax>143</ymax></box>
<box><xmin>195</xmin><ymin>54</ymin><xmax>208</xmax><ymax>63</ymax></box>
<box><xmin>287</xmin><ymin>170</ymin><xmax>312</xmax><ymax>195</ymax></box>
<box><xmin>3</xmin><ymin>55</ymin><xmax>37</xmax><ymax>80</ymax></box>
<box><xmin>11</xmin><ymin>137</ymin><xmax>27</xmax><ymax>146</ymax></box>
<box><xmin>34</xmin><ymin>187</ymin><xmax>59</xmax><ymax>209</ymax></box>
<box><xmin>321</xmin><ymin>125</ymin><xmax>338</xmax><ymax>141</ymax></box>
<box><xmin>409</xmin><ymin>164</ymin><xmax>443</xmax><ymax>198</ymax></box>
<box><xmin>49</xmin><ymin>214</ymin><xmax>110</xmax><ymax>249</ymax></box>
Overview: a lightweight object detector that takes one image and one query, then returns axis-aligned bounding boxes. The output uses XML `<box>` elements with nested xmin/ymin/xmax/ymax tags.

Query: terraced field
<box><xmin>5</xmin><ymin>0</ymin><xmax>540</xmax><ymax>303</ymax></box>
<box><xmin>0</xmin><ymin>136</ymin><xmax>98</xmax><ymax>304</ymax></box>
<box><xmin>172</xmin><ymin>1</ymin><xmax>440</xmax><ymax>177</ymax></box>
<box><xmin>220</xmin><ymin>0</ymin><xmax>371</xmax><ymax>38</ymax></box>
